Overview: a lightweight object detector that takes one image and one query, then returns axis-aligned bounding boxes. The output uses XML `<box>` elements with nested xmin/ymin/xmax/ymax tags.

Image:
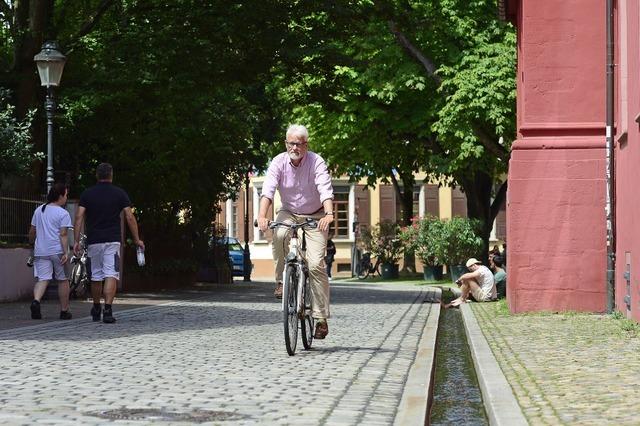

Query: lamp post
<box><xmin>243</xmin><ymin>167</ymin><xmax>252</xmax><ymax>282</ymax></box>
<box><xmin>34</xmin><ymin>41</ymin><xmax>66</xmax><ymax>192</ymax></box>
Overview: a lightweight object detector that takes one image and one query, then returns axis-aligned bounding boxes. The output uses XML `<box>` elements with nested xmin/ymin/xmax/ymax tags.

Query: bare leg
<box><xmin>103</xmin><ymin>277</ymin><xmax>117</xmax><ymax>305</ymax></box>
<box><xmin>460</xmin><ymin>279</ymin><xmax>483</xmax><ymax>302</ymax></box>
<box><xmin>33</xmin><ymin>281</ymin><xmax>49</xmax><ymax>302</ymax></box>
<box><xmin>91</xmin><ymin>281</ymin><xmax>103</xmax><ymax>304</ymax></box>
<box><xmin>444</xmin><ymin>281</ymin><xmax>473</xmax><ymax>308</ymax></box>
<box><xmin>57</xmin><ymin>280</ymin><xmax>70</xmax><ymax>311</ymax></box>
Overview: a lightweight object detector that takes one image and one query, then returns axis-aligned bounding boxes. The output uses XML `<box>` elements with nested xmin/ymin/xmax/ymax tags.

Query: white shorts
<box><xmin>471</xmin><ymin>286</ymin><xmax>492</xmax><ymax>302</ymax></box>
<box><xmin>87</xmin><ymin>242</ymin><xmax>121</xmax><ymax>281</ymax></box>
<box><xmin>34</xmin><ymin>255</ymin><xmax>67</xmax><ymax>281</ymax></box>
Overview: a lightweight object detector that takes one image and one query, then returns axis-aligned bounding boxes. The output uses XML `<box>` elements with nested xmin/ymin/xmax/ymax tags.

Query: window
<box><xmin>231</xmin><ymin>203</ymin><xmax>238</xmax><ymax>237</ymax></box>
<box><xmin>397</xmin><ymin>185</ymin><xmax>421</xmax><ymax>220</ymax></box>
<box><xmin>330</xmin><ymin>187</ymin><xmax>350</xmax><ymax>238</ymax></box>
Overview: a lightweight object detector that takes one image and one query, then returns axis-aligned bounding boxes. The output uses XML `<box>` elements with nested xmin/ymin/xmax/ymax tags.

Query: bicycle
<box><xmin>356</xmin><ymin>252</ymin><xmax>381</xmax><ymax>280</ymax></box>
<box><xmin>258</xmin><ymin>218</ymin><xmax>317</xmax><ymax>356</ymax></box>
<box><xmin>69</xmin><ymin>233</ymin><xmax>90</xmax><ymax>299</ymax></box>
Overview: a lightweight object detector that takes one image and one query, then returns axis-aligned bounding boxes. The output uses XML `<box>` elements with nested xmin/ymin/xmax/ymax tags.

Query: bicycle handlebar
<box><xmin>253</xmin><ymin>218</ymin><xmax>318</xmax><ymax>230</ymax></box>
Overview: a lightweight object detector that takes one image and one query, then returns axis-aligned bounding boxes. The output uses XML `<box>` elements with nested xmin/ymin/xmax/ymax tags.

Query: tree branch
<box><xmin>388</xmin><ymin>20</ymin><xmax>441</xmax><ymax>86</ymax></box>
<box><xmin>65</xmin><ymin>0</ymin><xmax>118</xmax><ymax>54</ymax></box>
<box><xmin>388</xmin><ymin>20</ymin><xmax>511</xmax><ymax>165</ymax></box>
<box><xmin>472</xmin><ymin>123</ymin><xmax>509</xmax><ymax>161</ymax></box>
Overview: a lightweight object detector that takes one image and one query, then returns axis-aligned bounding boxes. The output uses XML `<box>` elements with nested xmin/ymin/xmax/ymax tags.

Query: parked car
<box><xmin>221</xmin><ymin>237</ymin><xmax>250</xmax><ymax>277</ymax></box>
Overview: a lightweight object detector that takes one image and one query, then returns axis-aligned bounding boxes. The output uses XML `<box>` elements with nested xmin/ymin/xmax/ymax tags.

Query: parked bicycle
<box><xmin>69</xmin><ymin>233</ymin><xmax>90</xmax><ymax>299</ymax></box>
<box><xmin>356</xmin><ymin>251</ymin><xmax>381</xmax><ymax>280</ymax></box>
<box><xmin>257</xmin><ymin>218</ymin><xmax>317</xmax><ymax>356</ymax></box>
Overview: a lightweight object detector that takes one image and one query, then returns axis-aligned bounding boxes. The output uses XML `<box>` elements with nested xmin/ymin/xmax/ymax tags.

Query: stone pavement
<box><xmin>0</xmin><ymin>281</ymin><xmax>439</xmax><ymax>425</ymax></box>
<box><xmin>472</xmin><ymin>299</ymin><xmax>640</xmax><ymax>425</ymax></box>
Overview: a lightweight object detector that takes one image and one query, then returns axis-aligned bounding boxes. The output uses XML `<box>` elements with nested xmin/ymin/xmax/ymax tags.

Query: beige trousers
<box><xmin>272</xmin><ymin>209</ymin><xmax>330</xmax><ymax>319</ymax></box>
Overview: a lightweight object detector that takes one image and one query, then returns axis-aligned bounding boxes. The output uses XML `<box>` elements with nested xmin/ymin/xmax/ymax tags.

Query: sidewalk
<box><xmin>0</xmin><ymin>282</ymin><xmax>236</xmax><ymax>330</ymax></box>
<box><xmin>471</xmin><ymin>299</ymin><xmax>640</xmax><ymax>425</ymax></box>
<box><xmin>0</xmin><ymin>280</ymin><xmax>438</xmax><ymax>425</ymax></box>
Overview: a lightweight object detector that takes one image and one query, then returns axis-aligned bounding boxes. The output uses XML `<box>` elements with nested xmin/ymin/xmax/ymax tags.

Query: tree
<box><xmin>385</xmin><ymin>0</ymin><xmax>516</xmax><ymax>259</ymax></box>
<box><xmin>0</xmin><ymin>89</ymin><xmax>41</xmax><ymax>188</ymax></box>
<box><xmin>0</xmin><ymin>1</ymin><xmax>297</xmax><ymax>266</ymax></box>
<box><xmin>271</xmin><ymin>1</ymin><xmax>516</xmax><ymax>261</ymax></box>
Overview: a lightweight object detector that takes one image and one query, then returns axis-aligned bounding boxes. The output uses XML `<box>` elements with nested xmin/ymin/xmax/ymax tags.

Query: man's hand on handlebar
<box><xmin>318</xmin><ymin>214</ymin><xmax>333</xmax><ymax>232</ymax></box>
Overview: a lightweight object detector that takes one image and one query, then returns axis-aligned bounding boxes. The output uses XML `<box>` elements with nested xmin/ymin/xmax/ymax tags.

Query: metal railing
<box><xmin>0</xmin><ymin>190</ymin><xmax>45</xmax><ymax>244</ymax></box>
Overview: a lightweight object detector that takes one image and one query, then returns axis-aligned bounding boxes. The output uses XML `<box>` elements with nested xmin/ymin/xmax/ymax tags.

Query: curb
<box><xmin>394</xmin><ymin>287</ymin><xmax>441</xmax><ymax>426</ymax></box>
<box><xmin>461</xmin><ymin>303</ymin><xmax>528</xmax><ymax>426</ymax></box>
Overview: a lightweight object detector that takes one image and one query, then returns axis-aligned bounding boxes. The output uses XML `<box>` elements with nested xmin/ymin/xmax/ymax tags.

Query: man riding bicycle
<box><xmin>257</xmin><ymin>124</ymin><xmax>334</xmax><ymax>339</ymax></box>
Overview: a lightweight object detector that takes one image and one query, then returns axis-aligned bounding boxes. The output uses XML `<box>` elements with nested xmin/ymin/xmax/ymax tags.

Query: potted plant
<box><xmin>369</xmin><ymin>220</ymin><xmax>403</xmax><ymax>279</ymax></box>
<box><xmin>440</xmin><ymin>217</ymin><xmax>483</xmax><ymax>283</ymax></box>
<box><xmin>400</xmin><ymin>215</ymin><xmax>445</xmax><ymax>281</ymax></box>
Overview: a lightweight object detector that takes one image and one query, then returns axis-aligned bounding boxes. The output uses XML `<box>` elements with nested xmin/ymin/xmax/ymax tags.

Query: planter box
<box><xmin>423</xmin><ymin>265</ymin><xmax>444</xmax><ymax>281</ymax></box>
<box><xmin>449</xmin><ymin>265</ymin><xmax>467</xmax><ymax>283</ymax></box>
<box><xmin>381</xmin><ymin>263</ymin><xmax>399</xmax><ymax>280</ymax></box>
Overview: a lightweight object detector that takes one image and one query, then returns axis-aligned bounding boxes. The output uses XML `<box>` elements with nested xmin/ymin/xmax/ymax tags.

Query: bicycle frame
<box><xmin>259</xmin><ymin>217</ymin><xmax>318</xmax><ymax>355</ymax></box>
<box><xmin>279</xmin><ymin>223</ymin><xmax>311</xmax><ymax>318</ymax></box>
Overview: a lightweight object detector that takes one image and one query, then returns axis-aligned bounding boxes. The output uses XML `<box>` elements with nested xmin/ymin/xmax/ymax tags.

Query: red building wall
<box><xmin>615</xmin><ymin>1</ymin><xmax>640</xmax><ymax>321</ymax></box>
<box><xmin>507</xmin><ymin>0</ymin><xmax>607</xmax><ymax>312</ymax></box>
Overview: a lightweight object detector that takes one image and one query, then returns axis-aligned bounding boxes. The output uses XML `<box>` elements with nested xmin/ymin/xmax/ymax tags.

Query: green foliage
<box><xmin>610</xmin><ymin>311</ymin><xmax>640</xmax><ymax>337</ymax></box>
<box><xmin>0</xmin><ymin>90</ymin><xmax>42</xmax><ymax>186</ymax></box>
<box><xmin>440</xmin><ymin>217</ymin><xmax>484</xmax><ymax>266</ymax></box>
<box><xmin>400</xmin><ymin>215</ymin><xmax>447</xmax><ymax>266</ymax></box>
<box><xmin>366</xmin><ymin>220</ymin><xmax>404</xmax><ymax>264</ymax></box>
<box><xmin>0</xmin><ymin>1</ymin><xmax>296</xmax><ymax>263</ymax></box>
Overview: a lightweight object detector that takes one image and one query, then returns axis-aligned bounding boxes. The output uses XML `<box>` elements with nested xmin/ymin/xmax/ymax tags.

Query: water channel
<box><xmin>429</xmin><ymin>287</ymin><xmax>488</xmax><ymax>425</ymax></box>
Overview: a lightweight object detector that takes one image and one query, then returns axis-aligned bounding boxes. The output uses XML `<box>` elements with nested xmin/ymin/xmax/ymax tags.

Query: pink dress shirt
<box><xmin>261</xmin><ymin>151</ymin><xmax>334</xmax><ymax>215</ymax></box>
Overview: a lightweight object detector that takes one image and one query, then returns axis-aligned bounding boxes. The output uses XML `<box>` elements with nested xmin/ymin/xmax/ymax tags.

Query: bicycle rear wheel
<box><xmin>301</xmin><ymin>275</ymin><xmax>314</xmax><ymax>350</ymax></box>
<box><xmin>284</xmin><ymin>265</ymin><xmax>299</xmax><ymax>356</ymax></box>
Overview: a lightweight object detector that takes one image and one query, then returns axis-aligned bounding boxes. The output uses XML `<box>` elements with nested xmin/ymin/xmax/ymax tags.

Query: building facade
<box><xmin>505</xmin><ymin>0</ymin><xmax>640</xmax><ymax>319</ymax></box>
<box><xmin>217</xmin><ymin>175</ymin><xmax>506</xmax><ymax>279</ymax></box>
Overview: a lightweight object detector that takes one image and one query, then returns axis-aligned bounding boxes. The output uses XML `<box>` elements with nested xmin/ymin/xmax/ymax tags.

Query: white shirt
<box><xmin>477</xmin><ymin>265</ymin><xmax>497</xmax><ymax>299</ymax></box>
<box><xmin>31</xmin><ymin>204</ymin><xmax>72</xmax><ymax>256</ymax></box>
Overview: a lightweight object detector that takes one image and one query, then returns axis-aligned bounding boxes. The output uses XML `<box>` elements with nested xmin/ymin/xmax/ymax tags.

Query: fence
<box><xmin>0</xmin><ymin>190</ymin><xmax>45</xmax><ymax>245</ymax></box>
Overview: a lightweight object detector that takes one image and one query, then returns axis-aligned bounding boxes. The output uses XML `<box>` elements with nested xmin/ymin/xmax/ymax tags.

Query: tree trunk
<box><xmin>390</xmin><ymin>172</ymin><xmax>417</xmax><ymax>273</ymax></box>
<box><xmin>460</xmin><ymin>171</ymin><xmax>494</xmax><ymax>265</ymax></box>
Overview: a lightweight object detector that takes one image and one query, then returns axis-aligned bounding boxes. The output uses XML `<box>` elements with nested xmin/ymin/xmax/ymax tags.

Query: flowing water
<box><xmin>429</xmin><ymin>288</ymin><xmax>488</xmax><ymax>425</ymax></box>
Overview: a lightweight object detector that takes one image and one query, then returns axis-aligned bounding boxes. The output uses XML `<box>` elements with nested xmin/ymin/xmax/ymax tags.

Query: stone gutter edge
<box><xmin>394</xmin><ymin>287</ymin><xmax>441</xmax><ymax>426</ymax></box>
<box><xmin>461</xmin><ymin>302</ymin><xmax>528</xmax><ymax>426</ymax></box>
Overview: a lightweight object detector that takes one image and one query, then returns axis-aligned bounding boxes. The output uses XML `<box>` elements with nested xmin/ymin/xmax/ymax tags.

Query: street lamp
<box><xmin>243</xmin><ymin>168</ymin><xmax>252</xmax><ymax>282</ymax></box>
<box><xmin>34</xmin><ymin>41</ymin><xmax>66</xmax><ymax>192</ymax></box>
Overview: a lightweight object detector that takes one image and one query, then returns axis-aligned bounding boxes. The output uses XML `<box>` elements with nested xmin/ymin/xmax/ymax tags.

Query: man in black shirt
<box><xmin>73</xmin><ymin>163</ymin><xmax>144</xmax><ymax>323</ymax></box>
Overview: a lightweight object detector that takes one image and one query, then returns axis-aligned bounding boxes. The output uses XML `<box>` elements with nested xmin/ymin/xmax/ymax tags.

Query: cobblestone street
<box><xmin>0</xmin><ymin>281</ymin><xmax>437</xmax><ymax>425</ymax></box>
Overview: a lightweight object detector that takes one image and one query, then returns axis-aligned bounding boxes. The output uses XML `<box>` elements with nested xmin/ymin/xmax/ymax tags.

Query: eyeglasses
<box><xmin>285</xmin><ymin>141</ymin><xmax>307</xmax><ymax>148</ymax></box>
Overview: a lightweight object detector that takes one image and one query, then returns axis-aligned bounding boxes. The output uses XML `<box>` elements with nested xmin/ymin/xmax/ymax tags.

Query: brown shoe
<box><xmin>314</xmin><ymin>321</ymin><xmax>328</xmax><ymax>339</ymax></box>
<box><xmin>274</xmin><ymin>282</ymin><xmax>283</xmax><ymax>299</ymax></box>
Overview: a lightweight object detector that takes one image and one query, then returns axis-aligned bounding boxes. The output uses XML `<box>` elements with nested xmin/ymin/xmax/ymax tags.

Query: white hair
<box><xmin>286</xmin><ymin>124</ymin><xmax>309</xmax><ymax>142</ymax></box>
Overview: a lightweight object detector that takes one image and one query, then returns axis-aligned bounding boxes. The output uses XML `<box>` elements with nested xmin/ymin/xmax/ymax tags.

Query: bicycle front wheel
<box><xmin>69</xmin><ymin>263</ymin><xmax>83</xmax><ymax>299</ymax></box>
<box><xmin>284</xmin><ymin>264</ymin><xmax>299</xmax><ymax>356</ymax></box>
<box><xmin>356</xmin><ymin>261</ymin><xmax>369</xmax><ymax>280</ymax></box>
<box><xmin>373</xmin><ymin>261</ymin><xmax>381</xmax><ymax>277</ymax></box>
<box><xmin>301</xmin><ymin>275</ymin><xmax>314</xmax><ymax>350</ymax></box>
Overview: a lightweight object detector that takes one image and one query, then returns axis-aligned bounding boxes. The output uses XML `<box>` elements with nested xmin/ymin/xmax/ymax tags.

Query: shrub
<box><xmin>367</xmin><ymin>220</ymin><xmax>404</xmax><ymax>264</ymax></box>
<box><xmin>400</xmin><ymin>215</ymin><xmax>445</xmax><ymax>266</ymax></box>
<box><xmin>440</xmin><ymin>217</ymin><xmax>483</xmax><ymax>265</ymax></box>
